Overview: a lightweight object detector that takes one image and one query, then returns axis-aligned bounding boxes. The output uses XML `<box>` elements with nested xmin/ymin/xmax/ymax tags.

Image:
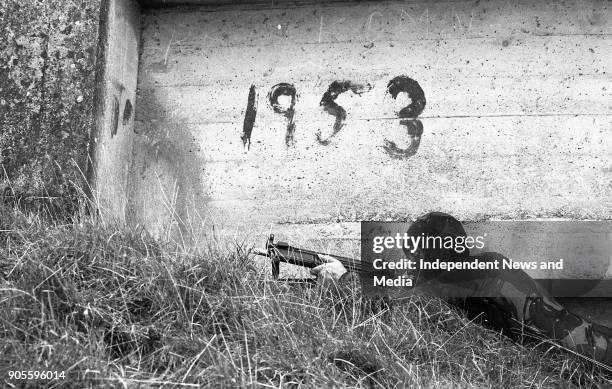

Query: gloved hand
<box><xmin>310</xmin><ymin>254</ymin><xmax>347</xmax><ymax>285</ymax></box>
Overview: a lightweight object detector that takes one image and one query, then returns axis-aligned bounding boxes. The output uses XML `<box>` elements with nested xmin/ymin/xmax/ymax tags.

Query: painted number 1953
<box><xmin>241</xmin><ymin>75</ymin><xmax>426</xmax><ymax>159</ymax></box>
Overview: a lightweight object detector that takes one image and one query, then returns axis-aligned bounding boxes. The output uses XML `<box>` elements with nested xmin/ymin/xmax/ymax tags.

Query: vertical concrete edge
<box><xmin>86</xmin><ymin>0</ymin><xmax>142</xmax><ymax>219</ymax></box>
<box><xmin>85</xmin><ymin>0</ymin><xmax>111</xmax><ymax>206</ymax></box>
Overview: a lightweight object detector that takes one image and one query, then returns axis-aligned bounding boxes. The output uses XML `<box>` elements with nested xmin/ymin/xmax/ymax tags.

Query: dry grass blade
<box><xmin>0</xmin><ymin>203</ymin><xmax>610</xmax><ymax>388</ymax></box>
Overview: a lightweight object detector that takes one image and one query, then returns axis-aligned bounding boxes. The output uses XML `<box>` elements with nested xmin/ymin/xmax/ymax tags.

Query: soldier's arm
<box><xmin>310</xmin><ymin>254</ymin><xmax>361</xmax><ymax>295</ymax></box>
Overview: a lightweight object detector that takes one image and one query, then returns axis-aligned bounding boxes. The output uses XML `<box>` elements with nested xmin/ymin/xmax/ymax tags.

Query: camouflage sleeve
<box><xmin>463</xmin><ymin>252</ymin><xmax>612</xmax><ymax>368</ymax></box>
<box><xmin>525</xmin><ymin>295</ymin><xmax>612</xmax><ymax>368</ymax></box>
<box><xmin>340</xmin><ymin>253</ymin><xmax>612</xmax><ymax>368</ymax></box>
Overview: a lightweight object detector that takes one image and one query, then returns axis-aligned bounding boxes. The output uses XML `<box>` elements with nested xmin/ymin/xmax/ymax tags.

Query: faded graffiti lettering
<box><xmin>111</xmin><ymin>96</ymin><xmax>120</xmax><ymax>138</ymax></box>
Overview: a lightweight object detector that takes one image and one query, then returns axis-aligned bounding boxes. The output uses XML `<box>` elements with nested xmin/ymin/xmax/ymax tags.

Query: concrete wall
<box><xmin>0</xmin><ymin>0</ymin><xmax>100</xmax><ymax>214</ymax></box>
<box><xmin>84</xmin><ymin>0</ymin><xmax>612</xmax><ymax>289</ymax></box>
<box><xmin>128</xmin><ymin>1</ymin><xmax>611</xmax><ymax>235</ymax></box>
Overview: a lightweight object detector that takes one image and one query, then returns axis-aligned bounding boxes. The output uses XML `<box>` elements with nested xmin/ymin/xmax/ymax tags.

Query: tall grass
<box><xmin>1</xmin><ymin>205</ymin><xmax>611</xmax><ymax>388</ymax></box>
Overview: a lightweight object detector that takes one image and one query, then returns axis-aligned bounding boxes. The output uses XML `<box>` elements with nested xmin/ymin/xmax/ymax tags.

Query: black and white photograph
<box><xmin>1</xmin><ymin>0</ymin><xmax>611</xmax><ymax>387</ymax></box>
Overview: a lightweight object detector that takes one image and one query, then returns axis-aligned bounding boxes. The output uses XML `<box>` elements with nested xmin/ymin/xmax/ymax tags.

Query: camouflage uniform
<box><xmin>346</xmin><ymin>212</ymin><xmax>612</xmax><ymax>368</ymax></box>
<box><xmin>434</xmin><ymin>251</ymin><xmax>612</xmax><ymax>368</ymax></box>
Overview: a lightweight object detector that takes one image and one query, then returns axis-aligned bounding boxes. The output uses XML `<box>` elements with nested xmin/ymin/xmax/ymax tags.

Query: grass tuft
<box><xmin>1</xmin><ymin>205</ymin><xmax>611</xmax><ymax>388</ymax></box>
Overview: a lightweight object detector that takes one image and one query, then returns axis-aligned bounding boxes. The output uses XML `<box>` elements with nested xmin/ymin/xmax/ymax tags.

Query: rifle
<box><xmin>251</xmin><ymin>234</ymin><xmax>362</xmax><ymax>282</ymax></box>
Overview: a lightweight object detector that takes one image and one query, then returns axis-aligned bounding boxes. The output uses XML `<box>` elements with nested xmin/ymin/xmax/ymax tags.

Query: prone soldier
<box><xmin>308</xmin><ymin>212</ymin><xmax>612</xmax><ymax>369</ymax></box>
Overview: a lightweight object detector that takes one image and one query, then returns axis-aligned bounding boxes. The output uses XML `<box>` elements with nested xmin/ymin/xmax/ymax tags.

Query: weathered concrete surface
<box><xmin>88</xmin><ymin>1</ymin><xmax>612</xmax><ymax>293</ymax></box>
<box><xmin>0</xmin><ymin>0</ymin><xmax>99</xmax><ymax>215</ymax></box>
<box><xmin>129</xmin><ymin>0</ymin><xmax>611</xmax><ymax>233</ymax></box>
<box><xmin>88</xmin><ymin>0</ymin><xmax>142</xmax><ymax>224</ymax></box>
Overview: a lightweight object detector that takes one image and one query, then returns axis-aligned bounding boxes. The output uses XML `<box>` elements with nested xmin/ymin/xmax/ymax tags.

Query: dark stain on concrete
<box><xmin>123</xmin><ymin>99</ymin><xmax>133</xmax><ymax>125</ymax></box>
<box><xmin>241</xmin><ymin>84</ymin><xmax>257</xmax><ymax>150</ymax></box>
<box><xmin>268</xmin><ymin>83</ymin><xmax>297</xmax><ymax>146</ymax></box>
<box><xmin>130</xmin><ymin>61</ymin><xmax>211</xmax><ymax>243</ymax></box>
<box><xmin>384</xmin><ymin>76</ymin><xmax>426</xmax><ymax>159</ymax></box>
<box><xmin>111</xmin><ymin>95</ymin><xmax>120</xmax><ymax>137</ymax></box>
<box><xmin>318</xmin><ymin>80</ymin><xmax>371</xmax><ymax>145</ymax></box>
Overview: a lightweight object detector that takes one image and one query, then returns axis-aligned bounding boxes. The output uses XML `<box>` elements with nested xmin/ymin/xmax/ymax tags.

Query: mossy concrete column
<box><xmin>0</xmin><ymin>0</ymin><xmax>100</xmax><ymax>215</ymax></box>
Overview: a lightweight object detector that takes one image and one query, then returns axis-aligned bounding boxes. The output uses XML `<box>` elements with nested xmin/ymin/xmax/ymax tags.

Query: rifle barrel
<box><xmin>250</xmin><ymin>247</ymin><xmax>362</xmax><ymax>273</ymax></box>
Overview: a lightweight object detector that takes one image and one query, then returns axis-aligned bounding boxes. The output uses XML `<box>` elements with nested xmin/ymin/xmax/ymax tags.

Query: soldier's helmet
<box><xmin>404</xmin><ymin>212</ymin><xmax>470</xmax><ymax>266</ymax></box>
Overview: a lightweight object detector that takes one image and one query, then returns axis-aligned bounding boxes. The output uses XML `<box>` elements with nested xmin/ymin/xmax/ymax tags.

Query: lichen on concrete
<box><xmin>0</xmin><ymin>0</ymin><xmax>100</xmax><ymax>215</ymax></box>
